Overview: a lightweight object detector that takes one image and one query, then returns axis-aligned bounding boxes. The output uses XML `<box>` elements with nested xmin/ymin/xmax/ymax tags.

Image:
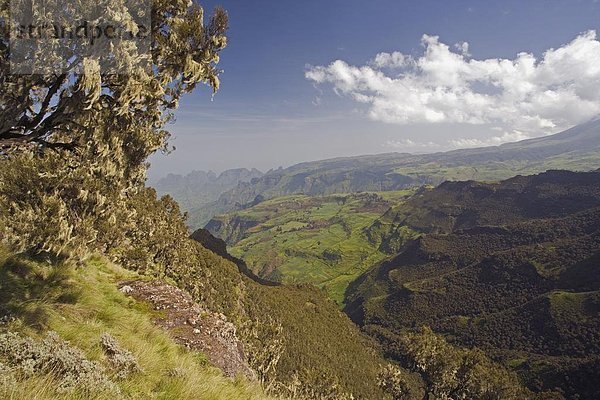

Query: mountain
<box><xmin>344</xmin><ymin>170</ymin><xmax>600</xmax><ymax>399</ymax></box>
<box><xmin>153</xmin><ymin>168</ymin><xmax>264</xmax><ymax>228</ymax></box>
<box><xmin>190</xmin><ymin>228</ymin><xmax>280</xmax><ymax>287</ymax></box>
<box><xmin>195</xmin><ymin>120</ymin><xmax>600</xmax><ymax>227</ymax></box>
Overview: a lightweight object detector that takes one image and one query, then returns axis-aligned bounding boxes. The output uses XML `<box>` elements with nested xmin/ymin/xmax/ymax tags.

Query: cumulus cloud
<box><xmin>385</xmin><ymin>138</ymin><xmax>438</xmax><ymax>150</ymax></box>
<box><xmin>450</xmin><ymin>130</ymin><xmax>530</xmax><ymax>148</ymax></box>
<box><xmin>306</xmin><ymin>31</ymin><xmax>600</xmax><ymax>135</ymax></box>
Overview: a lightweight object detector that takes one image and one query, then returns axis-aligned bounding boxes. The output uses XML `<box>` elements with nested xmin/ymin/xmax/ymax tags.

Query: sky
<box><xmin>148</xmin><ymin>0</ymin><xmax>600</xmax><ymax>181</ymax></box>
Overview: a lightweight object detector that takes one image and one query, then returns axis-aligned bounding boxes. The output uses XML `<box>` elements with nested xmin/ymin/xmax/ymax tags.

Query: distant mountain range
<box><xmin>155</xmin><ymin>119</ymin><xmax>600</xmax><ymax>229</ymax></box>
<box><xmin>153</xmin><ymin>168</ymin><xmax>264</xmax><ymax>228</ymax></box>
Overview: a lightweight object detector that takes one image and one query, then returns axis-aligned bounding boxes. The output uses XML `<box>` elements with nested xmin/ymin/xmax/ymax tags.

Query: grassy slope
<box><xmin>0</xmin><ymin>249</ymin><xmax>272</xmax><ymax>400</ymax></box>
<box><xmin>392</xmin><ymin>151</ymin><xmax>600</xmax><ymax>184</ymax></box>
<box><xmin>223</xmin><ymin>191</ymin><xmax>416</xmax><ymax>304</ymax></box>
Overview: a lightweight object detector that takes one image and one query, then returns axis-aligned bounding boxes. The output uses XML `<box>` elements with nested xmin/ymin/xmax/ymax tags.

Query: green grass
<box><xmin>392</xmin><ymin>151</ymin><xmax>600</xmax><ymax>184</ymax></box>
<box><xmin>548</xmin><ymin>290</ymin><xmax>600</xmax><ymax>322</ymax></box>
<box><xmin>223</xmin><ymin>191</ymin><xmax>415</xmax><ymax>304</ymax></box>
<box><xmin>0</xmin><ymin>249</ymin><xmax>274</xmax><ymax>400</ymax></box>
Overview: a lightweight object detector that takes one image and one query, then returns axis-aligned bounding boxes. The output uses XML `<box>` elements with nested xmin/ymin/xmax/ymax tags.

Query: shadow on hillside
<box><xmin>0</xmin><ymin>253</ymin><xmax>81</xmax><ymax>329</ymax></box>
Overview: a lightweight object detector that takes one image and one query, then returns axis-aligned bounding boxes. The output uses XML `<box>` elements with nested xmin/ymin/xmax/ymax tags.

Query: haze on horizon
<box><xmin>148</xmin><ymin>0</ymin><xmax>600</xmax><ymax>181</ymax></box>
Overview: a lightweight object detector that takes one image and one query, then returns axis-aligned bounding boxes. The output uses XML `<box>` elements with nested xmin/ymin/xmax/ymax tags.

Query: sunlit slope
<box><xmin>193</xmin><ymin>119</ymin><xmax>600</xmax><ymax>227</ymax></box>
<box><xmin>207</xmin><ymin>190</ymin><xmax>418</xmax><ymax>303</ymax></box>
<box><xmin>0</xmin><ymin>250</ymin><xmax>272</xmax><ymax>400</ymax></box>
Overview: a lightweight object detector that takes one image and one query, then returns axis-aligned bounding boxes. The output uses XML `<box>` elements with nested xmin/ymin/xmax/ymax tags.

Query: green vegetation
<box><xmin>2</xmin><ymin>0</ymin><xmax>599</xmax><ymax>397</ymax></box>
<box><xmin>0</xmin><ymin>120</ymin><xmax>395</xmax><ymax>400</ymax></box>
<box><xmin>0</xmin><ymin>17</ymin><xmax>394</xmax><ymax>390</ymax></box>
<box><xmin>346</xmin><ymin>170</ymin><xmax>600</xmax><ymax>399</ymax></box>
<box><xmin>208</xmin><ymin>191</ymin><xmax>418</xmax><ymax>303</ymax></box>
<box><xmin>0</xmin><ymin>49</ymin><xmax>393</xmax><ymax>397</ymax></box>
<box><xmin>0</xmin><ymin>243</ymin><xmax>535</xmax><ymax>400</ymax></box>
<box><xmin>183</xmin><ymin>120</ymin><xmax>600</xmax><ymax>225</ymax></box>
<box><xmin>372</xmin><ymin>326</ymin><xmax>534</xmax><ymax>400</ymax></box>
<box><xmin>0</xmin><ymin>0</ymin><xmax>228</xmax><ymax>259</ymax></box>
<box><xmin>154</xmin><ymin>169</ymin><xmax>265</xmax><ymax>228</ymax></box>
<box><xmin>0</xmin><ymin>249</ymin><xmax>271</xmax><ymax>400</ymax></box>
<box><xmin>0</xmin><ymin>175</ymin><xmax>394</xmax><ymax>399</ymax></box>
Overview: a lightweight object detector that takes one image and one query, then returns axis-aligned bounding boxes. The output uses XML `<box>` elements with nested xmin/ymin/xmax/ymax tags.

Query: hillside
<box><xmin>345</xmin><ymin>170</ymin><xmax>600</xmax><ymax>399</ymax></box>
<box><xmin>0</xmin><ymin>224</ymin><xmax>541</xmax><ymax>400</ymax></box>
<box><xmin>187</xmin><ymin>120</ymin><xmax>600</xmax><ymax>228</ymax></box>
<box><xmin>0</xmin><ymin>167</ymin><xmax>395</xmax><ymax>399</ymax></box>
<box><xmin>0</xmin><ymin>249</ymin><xmax>271</xmax><ymax>400</ymax></box>
<box><xmin>154</xmin><ymin>168</ymin><xmax>264</xmax><ymax>228</ymax></box>
<box><xmin>0</xmin><ymin>240</ymin><xmax>395</xmax><ymax>399</ymax></box>
<box><xmin>205</xmin><ymin>190</ymin><xmax>418</xmax><ymax>303</ymax></box>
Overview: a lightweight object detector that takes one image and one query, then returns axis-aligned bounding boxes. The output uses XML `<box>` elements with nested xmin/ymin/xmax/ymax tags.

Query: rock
<box><xmin>119</xmin><ymin>285</ymin><xmax>134</xmax><ymax>294</ymax></box>
<box><xmin>119</xmin><ymin>280</ymin><xmax>256</xmax><ymax>381</ymax></box>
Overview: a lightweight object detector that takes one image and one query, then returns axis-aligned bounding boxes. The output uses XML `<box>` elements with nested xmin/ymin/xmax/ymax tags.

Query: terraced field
<box><xmin>209</xmin><ymin>190</ymin><xmax>417</xmax><ymax>304</ymax></box>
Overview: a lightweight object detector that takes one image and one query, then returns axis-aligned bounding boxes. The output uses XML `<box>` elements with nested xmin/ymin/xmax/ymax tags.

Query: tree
<box><xmin>1</xmin><ymin>0</ymin><xmax>227</xmax><ymax>157</ymax></box>
<box><xmin>0</xmin><ymin>0</ymin><xmax>228</xmax><ymax>257</ymax></box>
<box><xmin>378</xmin><ymin>364</ymin><xmax>424</xmax><ymax>400</ymax></box>
<box><xmin>402</xmin><ymin>326</ymin><xmax>530</xmax><ymax>400</ymax></box>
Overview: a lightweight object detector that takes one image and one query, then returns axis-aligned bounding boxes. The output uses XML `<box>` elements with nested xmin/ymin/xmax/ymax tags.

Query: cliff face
<box><xmin>204</xmin><ymin>215</ymin><xmax>260</xmax><ymax>245</ymax></box>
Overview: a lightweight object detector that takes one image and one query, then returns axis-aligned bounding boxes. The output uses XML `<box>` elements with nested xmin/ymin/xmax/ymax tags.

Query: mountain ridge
<box><xmin>344</xmin><ymin>169</ymin><xmax>600</xmax><ymax>399</ymax></box>
<box><xmin>193</xmin><ymin>121</ymin><xmax>600</xmax><ymax>229</ymax></box>
<box><xmin>153</xmin><ymin>167</ymin><xmax>265</xmax><ymax>228</ymax></box>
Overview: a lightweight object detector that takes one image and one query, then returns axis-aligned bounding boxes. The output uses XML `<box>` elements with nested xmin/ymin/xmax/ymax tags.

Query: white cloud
<box><xmin>385</xmin><ymin>138</ymin><xmax>438</xmax><ymax>150</ymax></box>
<box><xmin>450</xmin><ymin>130</ymin><xmax>530</xmax><ymax>148</ymax></box>
<box><xmin>371</xmin><ymin>52</ymin><xmax>411</xmax><ymax>68</ymax></box>
<box><xmin>454</xmin><ymin>42</ymin><xmax>471</xmax><ymax>57</ymax></box>
<box><xmin>306</xmin><ymin>31</ymin><xmax>600</xmax><ymax>135</ymax></box>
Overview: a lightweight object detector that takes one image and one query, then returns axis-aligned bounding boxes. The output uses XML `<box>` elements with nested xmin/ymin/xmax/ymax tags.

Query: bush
<box><xmin>0</xmin><ymin>360</ymin><xmax>16</xmax><ymax>387</ymax></box>
<box><xmin>378</xmin><ymin>364</ymin><xmax>423</xmax><ymax>399</ymax></box>
<box><xmin>100</xmin><ymin>333</ymin><xmax>142</xmax><ymax>379</ymax></box>
<box><xmin>0</xmin><ymin>331</ymin><xmax>118</xmax><ymax>394</ymax></box>
<box><xmin>402</xmin><ymin>327</ymin><xmax>529</xmax><ymax>400</ymax></box>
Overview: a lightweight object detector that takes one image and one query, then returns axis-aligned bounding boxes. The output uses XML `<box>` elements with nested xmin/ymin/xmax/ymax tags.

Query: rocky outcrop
<box><xmin>119</xmin><ymin>280</ymin><xmax>256</xmax><ymax>380</ymax></box>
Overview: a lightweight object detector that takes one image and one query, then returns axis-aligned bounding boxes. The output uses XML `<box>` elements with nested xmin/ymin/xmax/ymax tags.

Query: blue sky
<box><xmin>148</xmin><ymin>0</ymin><xmax>600</xmax><ymax>180</ymax></box>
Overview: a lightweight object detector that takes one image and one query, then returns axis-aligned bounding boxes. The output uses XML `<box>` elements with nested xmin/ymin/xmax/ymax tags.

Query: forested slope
<box><xmin>346</xmin><ymin>170</ymin><xmax>600</xmax><ymax>399</ymax></box>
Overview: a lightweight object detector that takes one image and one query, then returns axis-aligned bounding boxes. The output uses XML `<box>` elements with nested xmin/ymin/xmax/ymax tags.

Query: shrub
<box><xmin>0</xmin><ymin>331</ymin><xmax>118</xmax><ymax>394</ymax></box>
<box><xmin>402</xmin><ymin>327</ymin><xmax>529</xmax><ymax>400</ymax></box>
<box><xmin>100</xmin><ymin>333</ymin><xmax>142</xmax><ymax>379</ymax></box>
<box><xmin>378</xmin><ymin>364</ymin><xmax>423</xmax><ymax>400</ymax></box>
<box><xmin>0</xmin><ymin>360</ymin><xmax>16</xmax><ymax>387</ymax></box>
